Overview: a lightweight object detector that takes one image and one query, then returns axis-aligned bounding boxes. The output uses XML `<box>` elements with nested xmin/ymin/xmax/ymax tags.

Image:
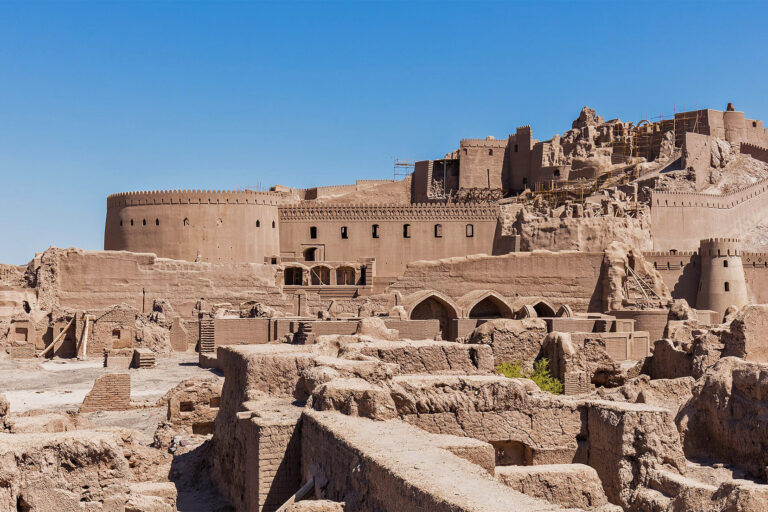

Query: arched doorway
<box><xmin>468</xmin><ymin>295</ymin><xmax>513</xmax><ymax>319</ymax></box>
<box><xmin>336</xmin><ymin>266</ymin><xmax>356</xmax><ymax>286</ymax></box>
<box><xmin>284</xmin><ymin>267</ymin><xmax>304</xmax><ymax>286</ymax></box>
<box><xmin>533</xmin><ymin>300</ymin><xmax>556</xmax><ymax>318</ymax></box>
<box><xmin>310</xmin><ymin>266</ymin><xmax>331</xmax><ymax>285</ymax></box>
<box><xmin>410</xmin><ymin>294</ymin><xmax>459</xmax><ymax>340</ymax></box>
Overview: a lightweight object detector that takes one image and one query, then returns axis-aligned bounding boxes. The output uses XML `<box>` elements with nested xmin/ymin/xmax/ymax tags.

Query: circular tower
<box><xmin>696</xmin><ymin>238</ymin><xmax>748</xmax><ymax>319</ymax></box>
<box><xmin>105</xmin><ymin>189</ymin><xmax>282</xmax><ymax>264</ymax></box>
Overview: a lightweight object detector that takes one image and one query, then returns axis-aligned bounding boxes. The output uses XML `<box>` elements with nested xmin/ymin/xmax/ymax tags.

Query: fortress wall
<box><xmin>650</xmin><ymin>178</ymin><xmax>768</xmax><ymax>251</ymax></box>
<box><xmin>105</xmin><ymin>190</ymin><xmax>282</xmax><ymax>263</ymax></box>
<box><xmin>43</xmin><ymin>249</ymin><xmax>287</xmax><ymax>317</ymax></box>
<box><xmin>279</xmin><ymin>204</ymin><xmax>499</xmax><ymax>286</ymax></box>
<box><xmin>741</xmin><ymin>142</ymin><xmax>768</xmax><ymax>164</ymax></box>
<box><xmin>742</xmin><ymin>251</ymin><xmax>768</xmax><ymax>304</ymax></box>
<box><xmin>643</xmin><ymin>250</ymin><xmax>768</xmax><ymax>308</ymax></box>
<box><xmin>458</xmin><ymin>138</ymin><xmax>508</xmax><ymax>190</ymax></box>
<box><xmin>387</xmin><ymin>251</ymin><xmax>605</xmax><ymax>313</ymax></box>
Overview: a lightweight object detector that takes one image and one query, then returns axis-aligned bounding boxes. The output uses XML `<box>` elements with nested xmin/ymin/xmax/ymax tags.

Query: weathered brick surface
<box><xmin>9</xmin><ymin>343</ymin><xmax>35</xmax><ymax>359</ymax></box>
<box><xmin>80</xmin><ymin>373</ymin><xmax>131</xmax><ymax>412</ymax></box>
<box><xmin>255</xmin><ymin>421</ymin><xmax>302</xmax><ymax>511</ymax></box>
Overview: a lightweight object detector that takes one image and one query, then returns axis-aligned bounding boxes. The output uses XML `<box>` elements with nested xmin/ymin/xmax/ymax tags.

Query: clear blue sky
<box><xmin>1</xmin><ymin>0</ymin><xmax>767</xmax><ymax>264</ymax></box>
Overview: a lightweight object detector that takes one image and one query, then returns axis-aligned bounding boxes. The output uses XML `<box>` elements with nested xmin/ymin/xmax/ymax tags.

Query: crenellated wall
<box><xmin>740</xmin><ymin>142</ymin><xmax>768</xmax><ymax>164</ymax></box>
<box><xmin>650</xmin><ymin>178</ymin><xmax>768</xmax><ymax>251</ymax></box>
<box><xmin>105</xmin><ymin>189</ymin><xmax>282</xmax><ymax>263</ymax></box>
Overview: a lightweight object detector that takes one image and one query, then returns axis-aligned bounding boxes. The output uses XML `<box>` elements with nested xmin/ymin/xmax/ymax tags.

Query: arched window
<box><xmin>341</xmin><ymin>226</ymin><xmax>348</xmax><ymax>239</ymax></box>
<box><xmin>130</xmin><ymin>219</ymin><xmax>134</xmax><ymax>226</ymax></box>
<box><xmin>336</xmin><ymin>267</ymin><xmax>355</xmax><ymax>285</ymax></box>
<box><xmin>310</xmin><ymin>226</ymin><xmax>318</xmax><ymax>239</ymax></box>
<box><xmin>272</xmin><ymin>220</ymin><xmax>276</xmax><ymax>228</ymax></box>
<box><xmin>403</xmin><ymin>224</ymin><xmax>411</xmax><ymax>238</ymax></box>
<box><xmin>155</xmin><ymin>219</ymin><xmax>159</xmax><ymax>226</ymax></box>
<box><xmin>488</xmin><ymin>148</ymin><xmax>493</xmax><ymax>156</ymax></box>
<box><xmin>142</xmin><ymin>219</ymin><xmax>146</xmax><ymax>226</ymax></box>
<box><xmin>724</xmin><ymin>282</ymin><xmax>730</xmax><ymax>292</ymax></box>
<box><xmin>434</xmin><ymin>224</ymin><xmax>443</xmax><ymax>238</ymax></box>
<box><xmin>723</xmin><ymin>260</ymin><xmax>728</xmax><ymax>268</ymax></box>
<box><xmin>514</xmin><ymin>144</ymin><xmax>519</xmax><ymax>152</ymax></box>
<box><xmin>256</xmin><ymin>220</ymin><xmax>260</xmax><ymax>227</ymax></box>
<box><xmin>284</xmin><ymin>267</ymin><xmax>303</xmax><ymax>286</ymax></box>
<box><xmin>183</xmin><ymin>218</ymin><xmax>189</xmax><ymax>226</ymax></box>
<box><xmin>465</xmin><ymin>224</ymin><xmax>474</xmax><ymax>237</ymax></box>
<box><xmin>372</xmin><ymin>224</ymin><xmax>380</xmax><ymax>238</ymax></box>
<box><xmin>310</xmin><ymin>266</ymin><xmax>331</xmax><ymax>285</ymax></box>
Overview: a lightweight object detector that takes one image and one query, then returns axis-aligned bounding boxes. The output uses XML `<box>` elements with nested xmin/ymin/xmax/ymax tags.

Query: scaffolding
<box><xmin>393</xmin><ymin>158</ymin><xmax>414</xmax><ymax>180</ymax></box>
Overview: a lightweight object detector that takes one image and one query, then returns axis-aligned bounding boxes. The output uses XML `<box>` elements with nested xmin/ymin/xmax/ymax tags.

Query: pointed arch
<box><xmin>532</xmin><ymin>300</ymin><xmax>556</xmax><ymax>318</ymax></box>
<box><xmin>514</xmin><ymin>305</ymin><xmax>537</xmax><ymax>319</ymax></box>
<box><xmin>458</xmin><ymin>290</ymin><xmax>514</xmax><ymax>319</ymax></box>
<box><xmin>405</xmin><ymin>290</ymin><xmax>460</xmax><ymax>340</ymax></box>
<box><xmin>556</xmin><ymin>304</ymin><xmax>574</xmax><ymax>318</ymax></box>
<box><xmin>310</xmin><ymin>265</ymin><xmax>331</xmax><ymax>285</ymax></box>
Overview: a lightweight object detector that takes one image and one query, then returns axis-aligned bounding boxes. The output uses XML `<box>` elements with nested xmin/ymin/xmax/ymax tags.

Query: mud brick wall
<box><xmin>80</xmin><ymin>373</ymin><xmax>130</xmax><ymax>412</ymax></box>
<box><xmin>184</xmin><ymin>319</ymin><xmax>200</xmax><ymax>349</ymax></box>
<box><xmin>383</xmin><ymin>319</ymin><xmax>441</xmax><ymax>340</ymax></box>
<box><xmin>8</xmin><ymin>344</ymin><xmax>35</xmax><ymax>358</ymax></box>
<box><xmin>255</xmin><ymin>420</ymin><xmax>302</xmax><ymax>512</ymax></box>
<box><xmin>214</xmin><ymin>318</ymin><xmax>271</xmax><ymax>346</ymax></box>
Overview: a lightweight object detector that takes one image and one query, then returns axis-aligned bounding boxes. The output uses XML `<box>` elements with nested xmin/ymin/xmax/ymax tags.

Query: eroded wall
<box><xmin>388</xmin><ymin>251</ymin><xmax>605</xmax><ymax>313</ymax></box>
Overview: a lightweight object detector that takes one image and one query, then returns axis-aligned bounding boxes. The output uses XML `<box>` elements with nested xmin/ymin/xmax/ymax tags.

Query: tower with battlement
<box><xmin>696</xmin><ymin>238</ymin><xmax>748</xmax><ymax>319</ymax></box>
<box><xmin>104</xmin><ymin>190</ymin><xmax>282</xmax><ymax>264</ymax></box>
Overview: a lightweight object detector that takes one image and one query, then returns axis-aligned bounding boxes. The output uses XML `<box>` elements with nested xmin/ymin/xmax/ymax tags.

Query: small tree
<box><xmin>495</xmin><ymin>358</ymin><xmax>563</xmax><ymax>395</ymax></box>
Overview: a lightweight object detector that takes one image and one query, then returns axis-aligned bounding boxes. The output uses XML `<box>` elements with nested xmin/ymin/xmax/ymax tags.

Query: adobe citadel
<box><xmin>5</xmin><ymin>104</ymin><xmax>768</xmax><ymax>511</ymax></box>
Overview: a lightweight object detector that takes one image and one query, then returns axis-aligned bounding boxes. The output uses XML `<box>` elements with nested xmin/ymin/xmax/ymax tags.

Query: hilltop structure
<box><xmin>5</xmin><ymin>104</ymin><xmax>768</xmax><ymax>512</ymax></box>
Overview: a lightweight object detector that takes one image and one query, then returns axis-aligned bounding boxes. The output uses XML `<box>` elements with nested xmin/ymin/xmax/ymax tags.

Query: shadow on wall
<box><xmin>672</xmin><ymin>261</ymin><xmax>700</xmax><ymax>307</ymax></box>
<box><xmin>169</xmin><ymin>441</ymin><xmax>234</xmax><ymax>512</ymax></box>
<box><xmin>588</xmin><ymin>263</ymin><xmax>607</xmax><ymax>313</ymax></box>
<box><xmin>410</xmin><ymin>296</ymin><xmax>458</xmax><ymax>339</ymax></box>
<box><xmin>491</xmin><ymin>219</ymin><xmax>519</xmax><ymax>255</ymax></box>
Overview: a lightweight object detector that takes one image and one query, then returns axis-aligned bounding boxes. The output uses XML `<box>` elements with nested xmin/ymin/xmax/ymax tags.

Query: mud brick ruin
<box><xmin>5</xmin><ymin>104</ymin><xmax>768</xmax><ymax>511</ymax></box>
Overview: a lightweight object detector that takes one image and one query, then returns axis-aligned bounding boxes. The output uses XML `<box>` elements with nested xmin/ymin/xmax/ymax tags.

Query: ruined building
<box><xmin>4</xmin><ymin>103</ymin><xmax>768</xmax><ymax>512</ymax></box>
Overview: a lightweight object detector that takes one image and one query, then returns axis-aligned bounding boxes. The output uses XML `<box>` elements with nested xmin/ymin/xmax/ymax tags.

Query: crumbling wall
<box><xmin>80</xmin><ymin>373</ymin><xmax>131</xmax><ymax>413</ymax></box>
<box><xmin>388</xmin><ymin>251</ymin><xmax>605</xmax><ymax>313</ymax></box>
<box><xmin>465</xmin><ymin>318</ymin><xmax>547</xmax><ymax>371</ymax></box>
<box><xmin>301</xmin><ymin>410</ymin><xmax>563</xmax><ymax>512</ymax></box>
<box><xmin>677</xmin><ymin>357</ymin><xmax>768</xmax><ymax>481</ymax></box>
<box><xmin>30</xmin><ymin>247</ymin><xmax>290</xmax><ymax>319</ymax></box>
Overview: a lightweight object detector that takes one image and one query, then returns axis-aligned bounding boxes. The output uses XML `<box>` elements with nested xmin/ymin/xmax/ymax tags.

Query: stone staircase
<box><xmin>317</xmin><ymin>286</ymin><xmax>359</xmax><ymax>299</ymax></box>
<box><xmin>132</xmin><ymin>348</ymin><xmax>155</xmax><ymax>369</ymax></box>
<box><xmin>199</xmin><ymin>318</ymin><xmax>215</xmax><ymax>354</ymax></box>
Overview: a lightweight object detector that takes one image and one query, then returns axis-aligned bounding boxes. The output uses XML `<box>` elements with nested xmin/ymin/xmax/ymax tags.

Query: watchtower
<box><xmin>696</xmin><ymin>238</ymin><xmax>748</xmax><ymax>319</ymax></box>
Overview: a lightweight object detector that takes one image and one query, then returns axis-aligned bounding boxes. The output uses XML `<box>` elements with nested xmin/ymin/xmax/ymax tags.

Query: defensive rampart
<box><xmin>651</xmin><ymin>178</ymin><xmax>768</xmax><ymax>251</ymax></box>
<box><xmin>105</xmin><ymin>189</ymin><xmax>282</xmax><ymax>263</ymax></box>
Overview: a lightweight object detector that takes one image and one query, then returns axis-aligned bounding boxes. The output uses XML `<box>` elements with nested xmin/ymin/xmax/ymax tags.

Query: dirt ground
<box><xmin>0</xmin><ymin>354</ymin><xmax>221</xmax><ymax>440</ymax></box>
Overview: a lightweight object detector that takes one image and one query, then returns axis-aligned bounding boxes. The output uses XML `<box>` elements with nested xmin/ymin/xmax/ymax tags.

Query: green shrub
<box><xmin>495</xmin><ymin>358</ymin><xmax>563</xmax><ymax>395</ymax></box>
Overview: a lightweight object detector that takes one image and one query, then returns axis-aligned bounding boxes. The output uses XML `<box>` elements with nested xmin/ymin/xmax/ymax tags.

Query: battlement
<box><xmin>643</xmin><ymin>251</ymin><xmax>698</xmax><ymax>258</ymax></box>
<box><xmin>107</xmin><ymin>189</ymin><xmax>282</xmax><ymax>208</ymax></box>
<box><xmin>652</xmin><ymin>177</ymin><xmax>768</xmax><ymax>209</ymax></box>
<box><xmin>278</xmin><ymin>203</ymin><xmax>500</xmax><ymax>222</ymax></box>
<box><xmin>699</xmin><ymin>238</ymin><xmax>742</xmax><ymax>257</ymax></box>
<box><xmin>459</xmin><ymin>137</ymin><xmax>509</xmax><ymax>148</ymax></box>
<box><xmin>740</xmin><ymin>142</ymin><xmax>768</xmax><ymax>164</ymax></box>
<box><xmin>702</xmin><ymin>238</ymin><xmax>742</xmax><ymax>244</ymax></box>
